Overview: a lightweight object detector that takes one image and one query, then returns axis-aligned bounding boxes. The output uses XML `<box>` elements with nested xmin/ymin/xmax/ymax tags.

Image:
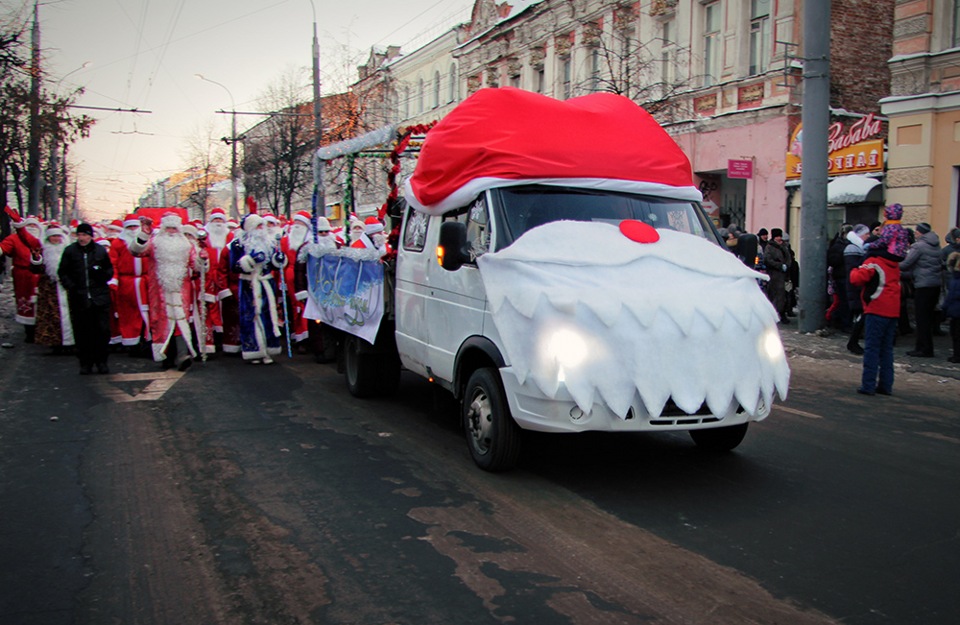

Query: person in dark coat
<box><xmin>843</xmin><ymin>224</ymin><xmax>871</xmax><ymax>354</ymax></box>
<box><xmin>58</xmin><ymin>223</ymin><xmax>114</xmax><ymax>374</ymax></box>
<box><xmin>900</xmin><ymin>223</ymin><xmax>942</xmax><ymax>357</ymax></box>
<box><xmin>763</xmin><ymin>228</ymin><xmax>791</xmax><ymax>323</ymax></box>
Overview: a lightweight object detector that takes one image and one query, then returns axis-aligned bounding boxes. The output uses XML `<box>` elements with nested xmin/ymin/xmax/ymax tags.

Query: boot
<box><xmin>847</xmin><ymin>316</ymin><xmax>864</xmax><ymax>354</ymax></box>
<box><xmin>174</xmin><ymin>335</ymin><xmax>193</xmax><ymax>371</ymax></box>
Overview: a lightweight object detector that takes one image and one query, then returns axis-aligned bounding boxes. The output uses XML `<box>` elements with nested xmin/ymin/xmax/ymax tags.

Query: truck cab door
<box><xmin>424</xmin><ymin>196</ymin><xmax>492</xmax><ymax>384</ymax></box>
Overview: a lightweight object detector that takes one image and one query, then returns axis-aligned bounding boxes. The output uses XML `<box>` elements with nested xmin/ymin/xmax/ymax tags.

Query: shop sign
<box><xmin>786</xmin><ymin>113</ymin><xmax>885</xmax><ymax>179</ymax></box>
<box><xmin>727</xmin><ymin>159</ymin><xmax>753</xmax><ymax>179</ymax></box>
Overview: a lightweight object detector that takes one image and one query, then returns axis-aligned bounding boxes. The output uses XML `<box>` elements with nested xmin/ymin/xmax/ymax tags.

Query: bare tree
<box><xmin>573</xmin><ymin>4</ymin><xmax>693</xmax><ymax>121</ymax></box>
<box><xmin>179</xmin><ymin>119</ymin><xmax>228</xmax><ymax>220</ymax></box>
<box><xmin>242</xmin><ymin>67</ymin><xmax>315</xmax><ymax>219</ymax></box>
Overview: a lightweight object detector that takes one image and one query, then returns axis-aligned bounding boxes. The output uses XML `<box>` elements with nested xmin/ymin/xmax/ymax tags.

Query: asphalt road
<box><xmin>1</xmin><ymin>297</ymin><xmax>958</xmax><ymax>624</ymax></box>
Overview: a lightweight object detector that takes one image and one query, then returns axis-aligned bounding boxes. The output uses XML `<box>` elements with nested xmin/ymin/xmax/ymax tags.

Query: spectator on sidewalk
<box><xmin>843</xmin><ymin>224</ymin><xmax>871</xmax><ymax>354</ymax></box>
<box><xmin>900</xmin><ymin>222</ymin><xmax>942</xmax><ymax>357</ymax></box>
<box><xmin>850</xmin><ymin>247</ymin><xmax>902</xmax><ymax>396</ymax></box>
<box><xmin>764</xmin><ymin>228</ymin><xmax>792</xmax><ymax>324</ymax></box>
<box><xmin>58</xmin><ymin>223</ymin><xmax>114</xmax><ymax>374</ymax></box>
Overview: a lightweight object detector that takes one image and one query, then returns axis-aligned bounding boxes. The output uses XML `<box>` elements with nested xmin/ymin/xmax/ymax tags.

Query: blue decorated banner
<box><xmin>306</xmin><ymin>254</ymin><xmax>384</xmax><ymax>344</ymax></box>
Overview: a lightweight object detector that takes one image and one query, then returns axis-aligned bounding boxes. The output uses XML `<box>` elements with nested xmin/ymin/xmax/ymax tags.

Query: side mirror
<box><xmin>437</xmin><ymin>221</ymin><xmax>470</xmax><ymax>271</ymax></box>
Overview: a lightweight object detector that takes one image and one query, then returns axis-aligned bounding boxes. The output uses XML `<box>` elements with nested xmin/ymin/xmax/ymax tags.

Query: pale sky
<box><xmin>15</xmin><ymin>0</ymin><xmax>475</xmax><ymax>220</ymax></box>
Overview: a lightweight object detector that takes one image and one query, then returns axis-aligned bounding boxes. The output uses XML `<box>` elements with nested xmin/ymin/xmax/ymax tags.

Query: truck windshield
<box><xmin>491</xmin><ymin>185</ymin><xmax>720</xmax><ymax>251</ymax></box>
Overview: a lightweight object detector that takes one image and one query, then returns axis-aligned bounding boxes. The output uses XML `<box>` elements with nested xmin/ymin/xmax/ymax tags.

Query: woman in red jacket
<box><xmin>849</xmin><ymin>252</ymin><xmax>902</xmax><ymax>395</ymax></box>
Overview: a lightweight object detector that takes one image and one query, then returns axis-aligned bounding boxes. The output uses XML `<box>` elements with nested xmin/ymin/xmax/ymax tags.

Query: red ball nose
<box><xmin>619</xmin><ymin>219</ymin><xmax>660</xmax><ymax>243</ymax></box>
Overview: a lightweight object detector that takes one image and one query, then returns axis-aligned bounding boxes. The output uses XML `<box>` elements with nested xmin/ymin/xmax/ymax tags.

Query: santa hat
<box><xmin>44</xmin><ymin>223</ymin><xmax>68</xmax><ymax>240</ymax></box>
<box><xmin>405</xmin><ymin>88</ymin><xmax>701</xmax><ymax>214</ymax></box>
<box><xmin>208</xmin><ymin>207</ymin><xmax>227</xmax><ymax>222</ymax></box>
<box><xmin>364</xmin><ymin>216</ymin><xmax>384</xmax><ymax>235</ymax></box>
<box><xmin>348</xmin><ymin>214</ymin><xmax>364</xmax><ymax>231</ymax></box>
<box><xmin>123</xmin><ymin>214</ymin><xmax>140</xmax><ymax>229</ymax></box>
<box><xmin>241</xmin><ymin>213</ymin><xmax>264</xmax><ymax>232</ymax></box>
<box><xmin>292</xmin><ymin>211</ymin><xmax>312</xmax><ymax>227</ymax></box>
<box><xmin>9</xmin><ymin>208</ymin><xmax>40</xmax><ymax>229</ymax></box>
<box><xmin>182</xmin><ymin>222</ymin><xmax>198</xmax><ymax>238</ymax></box>
<box><xmin>263</xmin><ymin>213</ymin><xmax>279</xmax><ymax>225</ymax></box>
<box><xmin>160</xmin><ymin>212</ymin><xmax>183</xmax><ymax>230</ymax></box>
<box><xmin>107</xmin><ymin>219</ymin><xmax>124</xmax><ymax>233</ymax></box>
<box><xmin>315</xmin><ymin>217</ymin><xmax>332</xmax><ymax>232</ymax></box>
<box><xmin>227</xmin><ymin>219</ymin><xmax>239</xmax><ymax>230</ymax></box>
<box><xmin>69</xmin><ymin>219</ymin><xmax>80</xmax><ymax>232</ymax></box>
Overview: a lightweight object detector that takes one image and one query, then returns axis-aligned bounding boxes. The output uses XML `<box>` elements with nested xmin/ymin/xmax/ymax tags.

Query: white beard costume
<box><xmin>205</xmin><ymin>221</ymin><xmax>228</xmax><ymax>250</ymax></box>
<box><xmin>287</xmin><ymin>223</ymin><xmax>308</xmax><ymax>251</ymax></box>
<box><xmin>476</xmin><ymin>221</ymin><xmax>789</xmax><ymax>424</ymax></box>
<box><xmin>153</xmin><ymin>232</ymin><xmax>191</xmax><ymax>294</ymax></box>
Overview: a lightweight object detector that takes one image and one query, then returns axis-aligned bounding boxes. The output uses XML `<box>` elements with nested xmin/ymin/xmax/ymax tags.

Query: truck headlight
<box><xmin>543</xmin><ymin>328</ymin><xmax>589</xmax><ymax>370</ymax></box>
<box><xmin>759</xmin><ymin>327</ymin><xmax>784</xmax><ymax>362</ymax></box>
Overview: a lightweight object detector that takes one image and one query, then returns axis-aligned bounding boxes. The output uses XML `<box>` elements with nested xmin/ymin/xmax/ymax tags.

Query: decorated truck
<box><xmin>306</xmin><ymin>87</ymin><xmax>789</xmax><ymax>472</ymax></box>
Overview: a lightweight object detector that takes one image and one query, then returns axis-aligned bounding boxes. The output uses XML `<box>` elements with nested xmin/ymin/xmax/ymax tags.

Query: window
<box><xmin>562</xmin><ymin>58</ymin><xmax>572</xmax><ymax>98</ymax></box>
<box><xmin>417</xmin><ymin>78</ymin><xmax>424</xmax><ymax>113</ymax></box>
<box><xmin>953</xmin><ymin>0</ymin><xmax>960</xmax><ymax>48</ymax></box>
<box><xmin>465</xmin><ymin>196</ymin><xmax>490</xmax><ymax>260</ymax></box>
<box><xmin>510</xmin><ymin>72</ymin><xmax>521</xmax><ymax>88</ymax></box>
<box><xmin>402</xmin><ymin>86</ymin><xmax>410</xmax><ymax>119</ymax></box>
<box><xmin>449</xmin><ymin>63</ymin><xmax>457</xmax><ymax>102</ymax></box>
<box><xmin>402</xmin><ymin>206</ymin><xmax>429</xmax><ymax>252</ymax></box>
<box><xmin>704</xmin><ymin>2</ymin><xmax>721</xmax><ymax>86</ymax></box>
<box><xmin>536</xmin><ymin>67</ymin><xmax>545</xmax><ymax>93</ymax></box>
<box><xmin>661</xmin><ymin>19</ymin><xmax>675</xmax><ymax>87</ymax></box>
<box><xmin>750</xmin><ymin>0</ymin><xmax>771</xmax><ymax>75</ymax></box>
<box><xmin>433</xmin><ymin>71</ymin><xmax>441</xmax><ymax>108</ymax></box>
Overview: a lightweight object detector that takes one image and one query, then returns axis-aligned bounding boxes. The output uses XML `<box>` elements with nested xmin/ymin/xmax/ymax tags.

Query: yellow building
<box><xmin>882</xmin><ymin>0</ymin><xmax>960</xmax><ymax>233</ymax></box>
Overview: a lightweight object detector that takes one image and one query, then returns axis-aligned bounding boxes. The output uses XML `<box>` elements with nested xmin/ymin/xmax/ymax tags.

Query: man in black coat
<box><xmin>58</xmin><ymin>223</ymin><xmax>114</xmax><ymax>374</ymax></box>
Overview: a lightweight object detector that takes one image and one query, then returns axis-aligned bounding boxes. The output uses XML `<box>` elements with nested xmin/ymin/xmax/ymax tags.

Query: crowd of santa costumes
<box><xmin>0</xmin><ymin>205</ymin><xmax>390</xmax><ymax>369</ymax></box>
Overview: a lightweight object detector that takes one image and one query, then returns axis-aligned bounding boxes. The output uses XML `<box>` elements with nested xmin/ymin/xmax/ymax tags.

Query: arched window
<box><xmin>433</xmin><ymin>70</ymin><xmax>441</xmax><ymax>108</ymax></box>
<box><xmin>417</xmin><ymin>77</ymin><xmax>425</xmax><ymax>113</ymax></box>
<box><xmin>403</xmin><ymin>86</ymin><xmax>410</xmax><ymax>119</ymax></box>
<box><xmin>449</xmin><ymin>63</ymin><xmax>457</xmax><ymax>102</ymax></box>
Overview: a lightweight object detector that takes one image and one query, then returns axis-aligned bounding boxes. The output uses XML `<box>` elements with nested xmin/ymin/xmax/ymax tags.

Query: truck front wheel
<box><xmin>462</xmin><ymin>368</ymin><xmax>521</xmax><ymax>472</ymax></box>
<box><xmin>689</xmin><ymin>423</ymin><xmax>749</xmax><ymax>452</ymax></box>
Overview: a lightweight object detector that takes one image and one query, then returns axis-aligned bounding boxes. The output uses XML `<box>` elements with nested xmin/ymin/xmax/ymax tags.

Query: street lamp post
<box><xmin>307</xmin><ymin>0</ymin><xmax>325</xmax><ymax>222</ymax></box>
<box><xmin>195</xmin><ymin>74</ymin><xmax>239</xmax><ymax>219</ymax></box>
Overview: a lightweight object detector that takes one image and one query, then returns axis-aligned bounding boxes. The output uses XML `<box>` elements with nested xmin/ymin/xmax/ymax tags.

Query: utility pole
<box><xmin>28</xmin><ymin>1</ymin><xmax>41</xmax><ymax>218</ymax></box>
<box><xmin>798</xmin><ymin>0</ymin><xmax>831</xmax><ymax>334</ymax></box>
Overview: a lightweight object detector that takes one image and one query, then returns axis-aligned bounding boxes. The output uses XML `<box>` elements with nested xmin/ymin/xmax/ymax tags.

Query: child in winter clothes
<box><xmin>863</xmin><ymin>203</ymin><xmax>910</xmax><ymax>261</ymax></box>
<box><xmin>945</xmin><ymin>251</ymin><xmax>960</xmax><ymax>363</ymax></box>
<box><xmin>849</xmin><ymin>249</ymin><xmax>902</xmax><ymax>395</ymax></box>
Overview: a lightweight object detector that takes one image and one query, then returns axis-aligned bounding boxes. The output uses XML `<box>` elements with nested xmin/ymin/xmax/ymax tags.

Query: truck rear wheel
<box><xmin>462</xmin><ymin>368</ymin><xmax>521</xmax><ymax>472</ymax></box>
<box><xmin>344</xmin><ymin>335</ymin><xmax>400</xmax><ymax>398</ymax></box>
<box><xmin>689</xmin><ymin>423</ymin><xmax>748</xmax><ymax>452</ymax></box>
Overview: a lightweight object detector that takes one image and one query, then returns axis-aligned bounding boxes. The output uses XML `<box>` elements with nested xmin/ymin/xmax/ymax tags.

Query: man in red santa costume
<box><xmin>202</xmin><ymin>208</ymin><xmax>232</xmax><ymax>353</ymax></box>
<box><xmin>129</xmin><ymin>213</ymin><xmax>199</xmax><ymax>370</ymax></box>
<box><xmin>281</xmin><ymin>210</ymin><xmax>313</xmax><ymax>350</ymax></box>
<box><xmin>1</xmin><ymin>207</ymin><xmax>42</xmax><ymax>342</ymax></box>
<box><xmin>108</xmin><ymin>214</ymin><xmax>151</xmax><ymax>353</ymax></box>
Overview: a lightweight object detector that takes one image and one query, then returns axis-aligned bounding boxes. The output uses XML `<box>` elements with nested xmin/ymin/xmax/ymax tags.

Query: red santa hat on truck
<box><xmin>404</xmin><ymin>87</ymin><xmax>701</xmax><ymax>215</ymax></box>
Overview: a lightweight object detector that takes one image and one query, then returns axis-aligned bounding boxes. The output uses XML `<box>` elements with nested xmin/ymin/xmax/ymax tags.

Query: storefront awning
<box><xmin>827</xmin><ymin>175</ymin><xmax>883</xmax><ymax>205</ymax></box>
